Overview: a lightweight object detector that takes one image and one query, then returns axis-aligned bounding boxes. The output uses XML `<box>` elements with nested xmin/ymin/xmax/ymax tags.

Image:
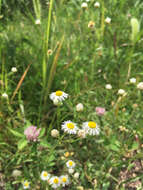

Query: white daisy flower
<box><xmin>129</xmin><ymin>78</ymin><xmax>136</xmax><ymax>84</ymax></box>
<box><xmin>66</xmin><ymin>160</ymin><xmax>76</xmax><ymax>169</ymax></box>
<box><xmin>60</xmin><ymin>175</ymin><xmax>69</xmax><ymax>187</ymax></box>
<box><xmin>82</xmin><ymin>121</ymin><xmax>100</xmax><ymax>136</ymax></box>
<box><xmin>49</xmin><ymin>176</ymin><xmax>60</xmax><ymax>189</ymax></box>
<box><xmin>41</xmin><ymin>171</ymin><xmax>50</xmax><ymax>181</ymax></box>
<box><xmin>61</xmin><ymin>121</ymin><xmax>78</xmax><ymax>134</ymax></box>
<box><xmin>105</xmin><ymin>17</ymin><xmax>111</xmax><ymax>24</ymax></box>
<box><xmin>23</xmin><ymin>181</ymin><xmax>30</xmax><ymax>189</ymax></box>
<box><xmin>49</xmin><ymin>90</ymin><xmax>68</xmax><ymax>102</ymax></box>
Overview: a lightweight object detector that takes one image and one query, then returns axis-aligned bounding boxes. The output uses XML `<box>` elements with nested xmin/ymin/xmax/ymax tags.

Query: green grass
<box><xmin>0</xmin><ymin>0</ymin><xmax>143</xmax><ymax>189</ymax></box>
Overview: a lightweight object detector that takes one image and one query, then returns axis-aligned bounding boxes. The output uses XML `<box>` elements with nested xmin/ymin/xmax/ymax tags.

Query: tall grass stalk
<box><xmin>0</xmin><ymin>0</ymin><xmax>2</xmax><ymax>14</ymax></box>
<box><xmin>42</xmin><ymin>0</ymin><xmax>54</xmax><ymax>89</ymax></box>
<box><xmin>32</xmin><ymin>0</ymin><xmax>41</xmax><ymax>19</ymax></box>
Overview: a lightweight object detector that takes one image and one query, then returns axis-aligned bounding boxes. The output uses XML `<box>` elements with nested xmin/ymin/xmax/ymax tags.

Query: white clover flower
<box><xmin>68</xmin><ymin>168</ymin><xmax>74</xmax><ymax>174</ymax></box>
<box><xmin>11</xmin><ymin>67</ymin><xmax>17</xmax><ymax>73</ymax></box>
<box><xmin>2</xmin><ymin>93</ymin><xmax>8</xmax><ymax>99</ymax></box>
<box><xmin>129</xmin><ymin>78</ymin><xmax>136</xmax><ymax>84</ymax></box>
<box><xmin>12</xmin><ymin>169</ymin><xmax>22</xmax><ymax>177</ymax></box>
<box><xmin>41</xmin><ymin>171</ymin><xmax>50</xmax><ymax>181</ymax></box>
<box><xmin>66</xmin><ymin>160</ymin><xmax>76</xmax><ymax>169</ymax></box>
<box><xmin>35</xmin><ymin>19</ymin><xmax>41</xmax><ymax>25</ymax></box>
<box><xmin>49</xmin><ymin>176</ymin><xmax>61</xmax><ymax>189</ymax></box>
<box><xmin>61</xmin><ymin>121</ymin><xmax>79</xmax><ymax>134</ymax></box>
<box><xmin>137</xmin><ymin>82</ymin><xmax>143</xmax><ymax>90</ymax></box>
<box><xmin>76</xmin><ymin>103</ymin><xmax>84</xmax><ymax>112</ymax></box>
<box><xmin>105</xmin><ymin>84</ymin><xmax>112</xmax><ymax>89</ymax></box>
<box><xmin>94</xmin><ymin>2</ymin><xmax>100</xmax><ymax>8</ymax></box>
<box><xmin>81</xmin><ymin>2</ymin><xmax>88</xmax><ymax>8</ymax></box>
<box><xmin>105</xmin><ymin>17</ymin><xmax>111</xmax><ymax>24</ymax></box>
<box><xmin>74</xmin><ymin>172</ymin><xmax>80</xmax><ymax>179</ymax></box>
<box><xmin>23</xmin><ymin>181</ymin><xmax>30</xmax><ymax>189</ymax></box>
<box><xmin>118</xmin><ymin>89</ymin><xmax>125</xmax><ymax>95</ymax></box>
<box><xmin>86</xmin><ymin>0</ymin><xmax>90</xmax><ymax>2</ymax></box>
<box><xmin>60</xmin><ymin>175</ymin><xmax>69</xmax><ymax>187</ymax></box>
<box><xmin>82</xmin><ymin>121</ymin><xmax>100</xmax><ymax>136</ymax></box>
<box><xmin>50</xmin><ymin>90</ymin><xmax>68</xmax><ymax>102</ymax></box>
<box><xmin>51</xmin><ymin>129</ymin><xmax>59</xmax><ymax>138</ymax></box>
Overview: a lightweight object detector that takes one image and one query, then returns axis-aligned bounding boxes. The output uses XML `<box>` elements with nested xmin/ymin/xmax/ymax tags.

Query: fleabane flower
<box><xmin>49</xmin><ymin>176</ymin><xmax>60</xmax><ymax>189</ymax></box>
<box><xmin>24</xmin><ymin>126</ymin><xmax>41</xmax><ymax>142</ymax></box>
<box><xmin>60</xmin><ymin>175</ymin><xmax>69</xmax><ymax>187</ymax></box>
<box><xmin>49</xmin><ymin>90</ymin><xmax>68</xmax><ymax>102</ymax></box>
<box><xmin>23</xmin><ymin>181</ymin><xmax>30</xmax><ymax>189</ymax></box>
<box><xmin>129</xmin><ymin>78</ymin><xmax>136</xmax><ymax>84</ymax></box>
<box><xmin>105</xmin><ymin>17</ymin><xmax>111</xmax><ymax>24</ymax></box>
<box><xmin>82</xmin><ymin>121</ymin><xmax>100</xmax><ymax>136</ymax></box>
<box><xmin>62</xmin><ymin>121</ymin><xmax>78</xmax><ymax>134</ymax></box>
<box><xmin>66</xmin><ymin>160</ymin><xmax>76</xmax><ymax>169</ymax></box>
<box><xmin>41</xmin><ymin>171</ymin><xmax>50</xmax><ymax>181</ymax></box>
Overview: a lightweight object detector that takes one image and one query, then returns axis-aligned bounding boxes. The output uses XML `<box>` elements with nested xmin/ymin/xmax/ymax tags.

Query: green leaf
<box><xmin>39</xmin><ymin>128</ymin><xmax>45</xmax><ymax>138</ymax></box>
<box><xmin>40</xmin><ymin>140</ymin><xmax>51</xmax><ymax>148</ymax></box>
<box><xmin>18</xmin><ymin>139</ymin><xmax>28</xmax><ymax>150</ymax></box>
<box><xmin>8</xmin><ymin>128</ymin><xmax>24</xmax><ymax>138</ymax></box>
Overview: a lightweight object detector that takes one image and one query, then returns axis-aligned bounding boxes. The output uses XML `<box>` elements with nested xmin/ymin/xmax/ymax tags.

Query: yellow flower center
<box><xmin>54</xmin><ymin>178</ymin><xmax>59</xmax><ymax>184</ymax></box>
<box><xmin>62</xmin><ymin>177</ymin><xmax>67</xmax><ymax>183</ymax></box>
<box><xmin>88</xmin><ymin>122</ymin><xmax>96</xmax><ymax>128</ymax></box>
<box><xmin>67</xmin><ymin>123</ymin><xmax>74</xmax><ymax>129</ymax></box>
<box><xmin>55</xmin><ymin>90</ymin><xmax>63</xmax><ymax>96</ymax></box>
<box><xmin>24</xmin><ymin>182</ymin><xmax>29</xmax><ymax>187</ymax></box>
<box><xmin>69</xmin><ymin>161</ymin><xmax>73</xmax><ymax>166</ymax></box>
<box><xmin>43</xmin><ymin>172</ymin><xmax>48</xmax><ymax>177</ymax></box>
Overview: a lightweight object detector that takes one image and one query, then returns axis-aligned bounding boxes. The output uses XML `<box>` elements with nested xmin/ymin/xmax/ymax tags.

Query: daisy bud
<box><xmin>88</xmin><ymin>21</ymin><xmax>95</xmax><ymax>28</ymax></box>
<box><xmin>81</xmin><ymin>2</ymin><xmax>88</xmax><ymax>8</ymax></box>
<box><xmin>118</xmin><ymin>89</ymin><xmax>125</xmax><ymax>95</ymax></box>
<box><xmin>105</xmin><ymin>84</ymin><xmax>112</xmax><ymax>90</ymax></box>
<box><xmin>68</xmin><ymin>168</ymin><xmax>74</xmax><ymax>174</ymax></box>
<box><xmin>74</xmin><ymin>172</ymin><xmax>80</xmax><ymax>179</ymax></box>
<box><xmin>77</xmin><ymin>129</ymin><xmax>86</xmax><ymax>138</ymax></box>
<box><xmin>11</xmin><ymin>67</ymin><xmax>17</xmax><ymax>73</ymax></box>
<box><xmin>129</xmin><ymin>78</ymin><xmax>136</xmax><ymax>84</ymax></box>
<box><xmin>95</xmin><ymin>107</ymin><xmax>106</xmax><ymax>116</ymax></box>
<box><xmin>94</xmin><ymin>2</ymin><xmax>100</xmax><ymax>8</ymax></box>
<box><xmin>76</xmin><ymin>103</ymin><xmax>84</xmax><ymax>112</ymax></box>
<box><xmin>2</xmin><ymin>93</ymin><xmax>8</xmax><ymax>99</ymax></box>
<box><xmin>93</xmin><ymin>178</ymin><xmax>97</xmax><ymax>187</ymax></box>
<box><xmin>137</xmin><ymin>82</ymin><xmax>143</xmax><ymax>90</ymax></box>
<box><xmin>64</xmin><ymin>152</ymin><xmax>70</xmax><ymax>158</ymax></box>
<box><xmin>35</xmin><ymin>19</ymin><xmax>41</xmax><ymax>25</ymax></box>
<box><xmin>47</xmin><ymin>49</ymin><xmax>53</xmax><ymax>55</ymax></box>
<box><xmin>12</xmin><ymin>169</ymin><xmax>22</xmax><ymax>177</ymax></box>
<box><xmin>105</xmin><ymin>17</ymin><xmax>111</xmax><ymax>24</ymax></box>
<box><xmin>51</xmin><ymin>129</ymin><xmax>59</xmax><ymax>138</ymax></box>
<box><xmin>76</xmin><ymin>186</ymin><xmax>84</xmax><ymax>190</ymax></box>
